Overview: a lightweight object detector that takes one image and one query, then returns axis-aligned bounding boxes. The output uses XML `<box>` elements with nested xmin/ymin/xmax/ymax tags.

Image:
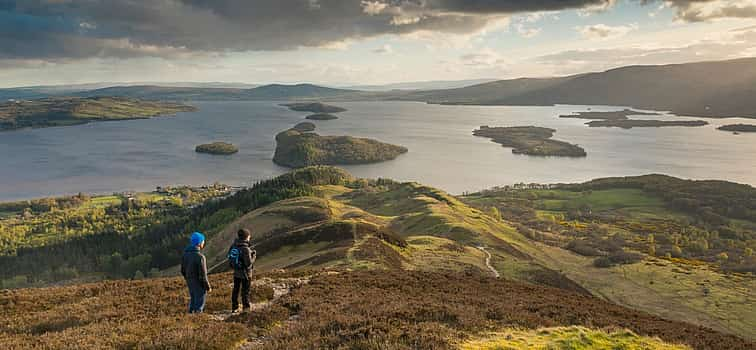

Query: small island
<box><xmin>717</xmin><ymin>124</ymin><xmax>756</xmax><ymax>133</ymax></box>
<box><xmin>281</xmin><ymin>102</ymin><xmax>347</xmax><ymax>114</ymax></box>
<box><xmin>560</xmin><ymin>109</ymin><xmax>659</xmax><ymax>120</ymax></box>
<box><xmin>586</xmin><ymin>120</ymin><xmax>708</xmax><ymax>129</ymax></box>
<box><xmin>292</xmin><ymin>122</ymin><xmax>316</xmax><ymax>132</ymax></box>
<box><xmin>273</xmin><ymin>128</ymin><xmax>407</xmax><ymax>168</ymax></box>
<box><xmin>473</xmin><ymin>126</ymin><xmax>587</xmax><ymax>157</ymax></box>
<box><xmin>306</xmin><ymin>113</ymin><xmax>339</xmax><ymax>120</ymax></box>
<box><xmin>560</xmin><ymin>109</ymin><xmax>708</xmax><ymax>129</ymax></box>
<box><xmin>195</xmin><ymin>142</ymin><xmax>239</xmax><ymax>155</ymax></box>
<box><xmin>0</xmin><ymin>96</ymin><xmax>196</xmax><ymax>131</ymax></box>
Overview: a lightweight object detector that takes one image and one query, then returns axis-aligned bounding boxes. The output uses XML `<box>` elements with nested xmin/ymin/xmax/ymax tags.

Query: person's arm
<box><xmin>199</xmin><ymin>255</ymin><xmax>211</xmax><ymax>291</ymax></box>
<box><xmin>242</xmin><ymin>247</ymin><xmax>253</xmax><ymax>269</ymax></box>
<box><xmin>180</xmin><ymin>254</ymin><xmax>187</xmax><ymax>278</ymax></box>
<box><xmin>250</xmin><ymin>249</ymin><xmax>257</xmax><ymax>267</ymax></box>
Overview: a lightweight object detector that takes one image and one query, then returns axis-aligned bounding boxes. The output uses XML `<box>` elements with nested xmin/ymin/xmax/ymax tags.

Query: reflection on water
<box><xmin>0</xmin><ymin>101</ymin><xmax>754</xmax><ymax>201</ymax></box>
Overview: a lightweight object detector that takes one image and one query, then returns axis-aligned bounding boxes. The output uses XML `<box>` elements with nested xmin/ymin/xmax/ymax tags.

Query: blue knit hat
<box><xmin>190</xmin><ymin>232</ymin><xmax>205</xmax><ymax>246</ymax></box>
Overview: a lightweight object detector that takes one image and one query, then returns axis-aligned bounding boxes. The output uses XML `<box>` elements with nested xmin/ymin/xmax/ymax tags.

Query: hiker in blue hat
<box><xmin>181</xmin><ymin>232</ymin><xmax>212</xmax><ymax>313</ymax></box>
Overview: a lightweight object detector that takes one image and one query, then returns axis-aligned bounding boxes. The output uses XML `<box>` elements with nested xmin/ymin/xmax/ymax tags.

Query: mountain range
<box><xmin>1</xmin><ymin>57</ymin><xmax>755</xmax><ymax>117</ymax></box>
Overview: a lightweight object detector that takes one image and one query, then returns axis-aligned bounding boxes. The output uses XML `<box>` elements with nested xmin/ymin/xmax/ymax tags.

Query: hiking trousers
<box><xmin>187</xmin><ymin>281</ymin><xmax>207</xmax><ymax>313</ymax></box>
<box><xmin>232</xmin><ymin>277</ymin><xmax>251</xmax><ymax>310</ymax></box>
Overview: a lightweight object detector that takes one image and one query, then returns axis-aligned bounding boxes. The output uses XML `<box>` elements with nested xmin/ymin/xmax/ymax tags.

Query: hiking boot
<box><xmin>242</xmin><ymin>306</ymin><xmax>251</xmax><ymax>313</ymax></box>
<box><xmin>231</xmin><ymin>307</ymin><xmax>242</xmax><ymax>314</ymax></box>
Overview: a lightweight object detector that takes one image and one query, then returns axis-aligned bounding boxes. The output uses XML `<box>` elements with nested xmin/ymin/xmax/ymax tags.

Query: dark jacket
<box><xmin>181</xmin><ymin>245</ymin><xmax>211</xmax><ymax>291</ymax></box>
<box><xmin>231</xmin><ymin>238</ymin><xmax>256</xmax><ymax>279</ymax></box>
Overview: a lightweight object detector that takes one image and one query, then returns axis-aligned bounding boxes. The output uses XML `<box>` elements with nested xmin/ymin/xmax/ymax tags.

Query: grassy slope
<box><xmin>463</xmin><ymin>187</ymin><xmax>756</xmax><ymax>339</ymax></box>
<box><xmin>461</xmin><ymin>326</ymin><xmax>690</xmax><ymax>350</ymax></box>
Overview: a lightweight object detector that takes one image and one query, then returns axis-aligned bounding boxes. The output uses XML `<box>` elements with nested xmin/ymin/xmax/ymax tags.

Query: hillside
<box><xmin>462</xmin><ymin>174</ymin><xmax>756</xmax><ymax>338</ymax></box>
<box><xmin>0</xmin><ymin>97</ymin><xmax>196</xmax><ymax>131</ymax></box>
<box><xmin>78</xmin><ymin>83</ymin><xmax>358</xmax><ymax>101</ymax></box>
<box><xmin>1</xmin><ymin>167</ymin><xmax>754</xmax><ymax>345</ymax></box>
<box><xmin>2</xmin><ymin>269</ymin><xmax>751</xmax><ymax>350</ymax></box>
<box><xmin>397</xmin><ymin>58</ymin><xmax>756</xmax><ymax>118</ymax></box>
<box><xmin>3</xmin><ymin>58</ymin><xmax>753</xmax><ymax>118</ymax></box>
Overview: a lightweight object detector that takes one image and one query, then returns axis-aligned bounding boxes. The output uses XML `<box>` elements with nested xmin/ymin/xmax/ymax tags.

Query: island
<box><xmin>560</xmin><ymin>109</ymin><xmax>708</xmax><ymax>129</ymax></box>
<box><xmin>0</xmin><ymin>96</ymin><xmax>196</xmax><ymax>131</ymax></box>
<box><xmin>292</xmin><ymin>122</ymin><xmax>316</xmax><ymax>132</ymax></box>
<box><xmin>586</xmin><ymin>120</ymin><xmax>708</xmax><ymax>129</ymax></box>
<box><xmin>560</xmin><ymin>109</ymin><xmax>659</xmax><ymax>120</ymax></box>
<box><xmin>273</xmin><ymin>128</ymin><xmax>407</xmax><ymax>168</ymax></box>
<box><xmin>281</xmin><ymin>102</ymin><xmax>347</xmax><ymax>114</ymax></box>
<box><xmin>473</xmin><ymin>126</ymin><xmax>587</xmax><ymax>157</ymax></box>
<box><xmin>306</xmin><ymin>113</ymin><xmax>339</xmax><ymax>120</ymax></box>
<box><xmin>195</xmin><ymin>142</ymin><xmax>239</xmax><ymax>155</ymax></box>
<box><xmin>717</xmin><ymin>124</ymin><xmax>756</xmax><ymax>133</ymax></box>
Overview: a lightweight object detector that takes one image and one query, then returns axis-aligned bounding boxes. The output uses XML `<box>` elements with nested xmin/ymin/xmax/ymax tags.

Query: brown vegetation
<box><xmin>239</xmin><ymin>270</ymin><xmax>753</xmax><ymax>349</ymax></box>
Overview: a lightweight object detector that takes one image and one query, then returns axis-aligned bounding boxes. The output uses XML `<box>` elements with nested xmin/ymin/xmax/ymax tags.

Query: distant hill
<box><xmin>344</xmin><ymin>78</ymin><xmax>498</xmax><ymax>91</ymax></box>
<box><xmin>78</xmin><ymin>83</ymin><xmax>357</xmax><ymax>101</ymax></box>
<box><xmin>397</xmin><ymin>58</ymin><xmax>756</xmax><ymax>118</ymax></box>
<box><xmin>4</xmin><ymin>58</ymin><xmax>755</xmax><ymax>117</ymax></box>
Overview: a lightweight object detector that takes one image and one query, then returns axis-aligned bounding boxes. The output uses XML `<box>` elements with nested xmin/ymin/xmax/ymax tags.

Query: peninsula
<box><xmin>0</xmin><ymin>97</ymin><xmax>196</xmax><ymax>131</ymax></box>
<box><xmin>717</xmin><ymin>124</ymin><xmax>756</xmax><ymax>133</ymax></box>
<box><xmin>273</xmin><ymin>127</ymin><xmax>407</xmax><ymax>168</ymax></box>
<box><xmin>586</xmin><ymin>120</ymin><xmax>708</xmax><ymax>129</ymax></box>
<box><xmin>281</xmin><ymin>102</ymin><xmax>347</xmax><ymax>114</ymax></box>
<box><xmin>561</xmin><ymin>109</ymin><xmax>708</xmax><ymax>129</ymax></box>
<box><xmin>560</xmin><ymin>109</ymin><xmax>659</xmax><ymax>120</ymax></box>
<box><xmin>473</xmin><ymin>126</ymin><xmax>587</xmax><ymax>157</ymax></box>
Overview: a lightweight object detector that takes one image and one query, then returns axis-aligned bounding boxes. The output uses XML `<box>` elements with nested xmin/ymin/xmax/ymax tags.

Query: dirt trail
<box><xmin>210</xmin><ymin>272</ymin><xmax>337</xmax><ymax>349</ymax></box>
<box><xmin>209</xmin><ymin>276</ymin><xmax>310</xmax><ymax>323</ymax></box>
<box><xmin>478</xmin><ymin>247</ymin><xmax>500</xmax><ymax>278</ymax></box>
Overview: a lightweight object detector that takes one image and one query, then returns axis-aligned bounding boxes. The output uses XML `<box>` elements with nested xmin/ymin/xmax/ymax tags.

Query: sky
<box><xmin>1</xmin><ymin>0</ymin><xmax>756</xmax><ymax>87</ymax></box>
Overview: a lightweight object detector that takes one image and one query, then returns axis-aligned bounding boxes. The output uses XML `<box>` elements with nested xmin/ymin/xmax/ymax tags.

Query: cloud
<box><xmin>657</xmin><ymin>0</ymin><xmax>756</xmax><ymax>22</ymax></box>
<box><xmin>373</xmin><ymin>44</ymin><xmax>394</xmax><ymax>54</ymax></box>
<box><xmin>535</xmin><ymin>26</ymin><xmax>756</xmax><ymax>74</ymax></box>
<box><xmin>576</xmin><ymin>23</ymin><xmax>638</xmax><ymax>39</ymax></box>
<box><xmin>578</xmin><ymin>0</ymin><xmax>618</xmax><ymax>16</ymax></box>
<box><xmin>460</xmin><ymin>48</ymin><xmax>507</xmax><ymax>67</ymax></box>
<box><xmin>515</xmin><ymin>24</ymin><xmax>542</xmax><ymax>38</ymax></box>
<box><xmin>0</xmin><ymin>0</ymin><xmax>615</xmax><ymax>62</ymax></box>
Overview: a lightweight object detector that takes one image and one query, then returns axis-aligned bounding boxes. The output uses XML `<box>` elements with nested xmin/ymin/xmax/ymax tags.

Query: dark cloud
<box><xmin>2</xmin><ymin>0</ymin><xmax>752</xmax><ymax>63</ymax></box>
<box><xmin>0</xmin><ymin>0</ymin><xmax>613</xmax><ymax>61</ymax></box>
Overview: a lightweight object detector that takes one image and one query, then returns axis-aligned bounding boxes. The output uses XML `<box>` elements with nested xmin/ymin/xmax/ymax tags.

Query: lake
<box><xmin>0</xmin><ymin>101</ymin><xmax>754</xmax><ymax>201</ymax></box>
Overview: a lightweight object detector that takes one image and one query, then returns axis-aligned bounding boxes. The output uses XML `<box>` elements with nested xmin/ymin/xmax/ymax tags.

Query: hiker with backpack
<box><xmin>181</xmin><ymin>232</ymin><xmax>212</xmax><ymax>313</ymax></box>
<box><xmin>228</xmin><ymin>228</ymin><xmax>257</xmax><ymax>313</ymax></box>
